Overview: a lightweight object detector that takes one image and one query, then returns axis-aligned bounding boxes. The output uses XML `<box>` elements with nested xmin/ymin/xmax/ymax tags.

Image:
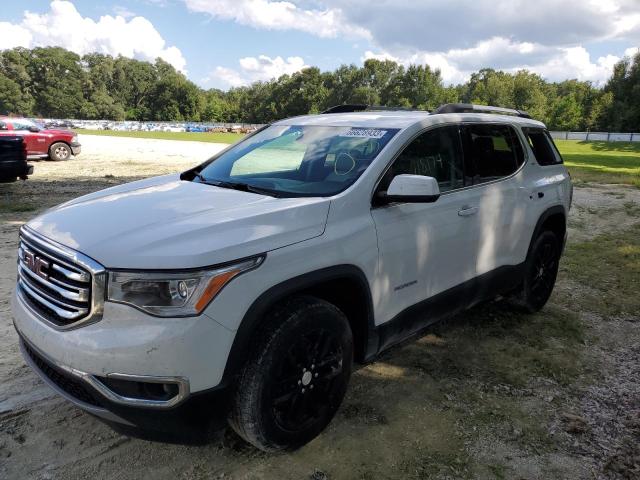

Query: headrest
<box><xmin>473</xmin><ymin>136</ymin><xmax>494</xmax><ymax>154</ymax></box>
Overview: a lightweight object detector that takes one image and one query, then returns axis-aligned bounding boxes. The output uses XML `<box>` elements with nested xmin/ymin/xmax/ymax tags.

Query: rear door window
<box><xmin>524</xmin><ymin>128</ymin><xmax>563</xmax><ymax>165</ymax></box>
<box><xmin>461</xmin><ymin>124</ymin><xmax>524</xmax><ymax>185</ymax></box>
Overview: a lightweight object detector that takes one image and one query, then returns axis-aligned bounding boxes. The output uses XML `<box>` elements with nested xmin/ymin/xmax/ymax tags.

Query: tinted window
<box><xmin>382</xmin><ymin>126</ymin><xmax>464</xmax><ymax>193</ymax></box>
<box><xmin>462</xmin><ymin>124</ymin><xmax>524</xmax><ymax>184</ymax></box>
<box><xmin>11</xmin><ymin>120</ymin><xmax>34</xmax><ymax>131</ymax></box>
<box><xmin>524</xmin><ymin>128</ymin><xmax>563</xmax><ymax>165</ymax></box>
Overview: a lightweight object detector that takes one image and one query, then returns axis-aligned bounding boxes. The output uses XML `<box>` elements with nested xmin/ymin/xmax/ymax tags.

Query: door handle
<box><xmin>458</xmin><ymin>206</ymin><xmax>479</xmax><ymax>217</ymax></box>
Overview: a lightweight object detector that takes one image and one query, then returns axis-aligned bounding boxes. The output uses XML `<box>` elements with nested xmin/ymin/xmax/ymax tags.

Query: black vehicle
<box><xmin>0</xmin><ymin>136</ymin><xmax>33</xmax><ymax>182</ymax></box>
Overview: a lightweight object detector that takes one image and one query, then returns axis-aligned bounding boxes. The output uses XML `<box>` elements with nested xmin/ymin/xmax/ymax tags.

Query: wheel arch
<box><xmin>221</xmin><ymin>265</ymin><xmax>377</xmax><ymax>386</ymax></box>
<box><xmin>528</xmin><ymin>205</ymin><xmax>567</xmax><ymax>257</ymax></box>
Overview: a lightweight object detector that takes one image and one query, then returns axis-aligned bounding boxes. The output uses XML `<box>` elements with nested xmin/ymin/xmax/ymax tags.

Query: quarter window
<box><xmin>462</xmin><ymin>124</ymin><xmax>524</xmax><ymax>184</ymax></box>
<box><xmin>524</xmin><ymin>128</ymin><xmax>563</xmax><ymax>165</ymax></box>
<box><xmin>382</xmin><ymin>126</ymin><xmax>464</xmax><ymax>193</ymax></box>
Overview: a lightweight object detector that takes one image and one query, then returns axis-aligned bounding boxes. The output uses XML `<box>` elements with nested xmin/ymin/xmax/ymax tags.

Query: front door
<box><xmin>8</xmin><ymin>120</ymin><xmax>46</xmax><ymax>155</ymax></box>
<box><xmin>371</xmin><ymin>125</ymin><xmax>479</xmax><ymax>326</ymax></box>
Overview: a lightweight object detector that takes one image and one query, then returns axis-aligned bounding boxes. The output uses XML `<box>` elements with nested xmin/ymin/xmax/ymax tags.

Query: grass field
<box><xmin>77</xmin><ymin>130</ymin><xmax>640</xmax><ymax>187</ymax></box>
<box><xmin>77</xmin><ymin>129</ymin><xmax>245</xmax><ymax>144</ymax></box>
<box><xmin>556</xmin><ymin>140</ymin><xmax>640</xmax><ymax>187</ymax></box>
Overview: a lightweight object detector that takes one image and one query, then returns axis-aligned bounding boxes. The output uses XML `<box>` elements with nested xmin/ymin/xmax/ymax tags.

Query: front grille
<box><xmin>22</xmin><ymin>340</ymin><xmax>103</xmax><ymax>407</ymax></box>
<box><xmin>17</xmin><ymin>232</ymin><xmax>96</xmax><ymax>328</ymax></box>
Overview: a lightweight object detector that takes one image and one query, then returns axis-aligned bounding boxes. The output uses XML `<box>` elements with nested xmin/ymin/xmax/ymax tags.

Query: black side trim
<box><xmin>376</xmin><ymin>263</ymin><xmax>525</xmax><ymax>352</ymax></box>
<box><xmin>223</xmin><ymin>265</ymin><xmax>377</xmax><ymax>384</ymax></box>
<box><xmin>381</xmin><ymin>194</ymin><xmax>440</xmax><ymax>204</ymax></box>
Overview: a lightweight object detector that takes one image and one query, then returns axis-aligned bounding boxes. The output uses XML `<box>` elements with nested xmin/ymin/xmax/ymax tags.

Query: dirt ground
<box><xmin>0</xmin><ymin>135</ymin><xmax>639</xmax><ymax>480</ymax></box>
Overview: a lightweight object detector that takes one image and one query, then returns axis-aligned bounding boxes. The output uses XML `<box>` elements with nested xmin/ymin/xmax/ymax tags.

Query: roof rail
<box><xmin>321</xmin><ymin>104</ymin><xmax>425</xmax><ymax>114</ymax></box>
<box><xmin>322</xmin><ymin>104</ymin><xmax>369</xmax><ymax>114</ymax></box>
<box><xmin>432</xmin><ymin>103</ymin><xmax>532</xmax><ymax>119</ymax></box>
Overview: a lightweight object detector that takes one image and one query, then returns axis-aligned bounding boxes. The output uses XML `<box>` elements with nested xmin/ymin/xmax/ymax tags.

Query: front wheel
<box><xmin>229</xmin><ymin>296</ymin><xmax>353</xmax><ymax>451</ymax></box>
<box><xmin>48</xmin><ymin>142</ymin><xmax>71</xmax><ymax>161</ymax></box>
<box><xmin>514</xmin><ymin>230</ymin><xmax>561</xmax><ymax>312</ymax></box>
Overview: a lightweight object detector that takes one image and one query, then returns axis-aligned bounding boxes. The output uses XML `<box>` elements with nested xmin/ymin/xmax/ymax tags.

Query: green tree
<box><xmin>0</xmin><ymin>73</ymin><xmax>34</xmax><ymax>115</ymax></box>
<box><xmin>27</xmin><ymin>47</ymin><xmax>85</xmax><ymax>117</ymax></box>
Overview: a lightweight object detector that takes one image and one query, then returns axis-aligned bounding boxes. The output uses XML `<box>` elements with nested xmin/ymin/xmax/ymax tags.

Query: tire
<box><xmin>48</xmin><ymin>142</ymin><xmax>71</xmax><ymax>161</ymax></box>
<box><xmin>229</xmin><ymin>296</ymin><xmax>353</xmax><ymax>452</ymax></box>
<box><xmin>514</xmin><ymin>230</ymin><xmax>561</xmax><ymax>313</ymax></box>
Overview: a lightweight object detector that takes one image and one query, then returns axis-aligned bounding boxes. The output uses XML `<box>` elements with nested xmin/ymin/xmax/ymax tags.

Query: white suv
<box><xmin>12</xmin><ymin>104</ymin><xmax>572</xmax><ymax>451</ymax></box>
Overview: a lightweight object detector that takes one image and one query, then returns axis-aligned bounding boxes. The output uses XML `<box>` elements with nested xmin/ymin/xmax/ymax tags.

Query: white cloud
<box><xmin>365</xmin><ymin>40</ymin><xmax>621</xmax><ymax>86</ymax></box>
<box><xmin>0</xmin><ymin>1</ymin><xmax>186</xmax><ymax>72</ymax></box>
<box><xmin>533</xmin><ymin>47</ymin><xmax>620</xmax><ymax>85</ymax></box>
<box><xmin>210</xmin><ymin>55</ymin><xmax>308</xmax><ymax>87</ymax></box>
<box><xmin>326</xmin><ymin>0</ymin><xmax>640</xmax><ymax>51</ymax></box>
<box><xmin>185</xmin><ymin>0</ymin><xmax>638</xmax><ymax>86</ymax></box>
<box><xmin>0</xmin><ymin>22</ymin><xmax>33</xmax><ymax>49</ymax></box>
<box><xmin>625</xmin><ymin>47</ymin><xmax>640</xmax><ymax>57</ymax></box>
<box><xmin>113</xmin><ymin>6</ymin><xmax>136</xmax><ymax>19</ymax></box>
<box><xmin>182</xmin><ymin>0</ymin><xmax>369</xmax><ymax>39</ymax></box>
<box><xmin>210</xmin><ymin>66</ymin><xmax>246</xmax><ymax>88</ymax></box>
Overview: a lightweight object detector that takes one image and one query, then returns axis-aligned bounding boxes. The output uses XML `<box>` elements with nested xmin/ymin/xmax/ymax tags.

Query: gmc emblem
<box><xmin>23</xmin><ymin>251</ymin><xmax>50</xmax><ymax>280</ymax></box>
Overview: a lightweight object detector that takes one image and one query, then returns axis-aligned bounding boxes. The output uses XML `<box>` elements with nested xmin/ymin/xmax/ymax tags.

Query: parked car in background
<box><xmin>0</xmin><ymin>136</ymin><xmax>32</xmax><ymax>182</ymax></box>
<box><xmin>0</xmin><ymin>117</ymin><xmax>81</xmax><ymax>161</ymax></box>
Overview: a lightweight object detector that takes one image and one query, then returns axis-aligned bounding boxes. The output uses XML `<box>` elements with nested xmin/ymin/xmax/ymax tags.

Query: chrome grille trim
<box><xmin>18</xmin><ymin>262</ymin><xmax>90</xmax><ymax>302</ymax></box>
<box><xmin>18</xmin><ymin>279</ymin><xmax>88</xmax><ymax>320</ymax></box>
<box><xmin>17</xmin><ymin>226</ymin><xmax>106</xmax><ymax>330</ymax></box>
<box><xmin>52</xmin><ymin>263</ymin><xmax>90</xmax><ymax>282</ymax></box>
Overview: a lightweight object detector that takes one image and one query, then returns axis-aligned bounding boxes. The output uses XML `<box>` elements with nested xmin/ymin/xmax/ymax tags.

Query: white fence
<box><xmin>550</xmin><ymin>131</ymin><xmax>640</xmax><ymax>142</ymax></box>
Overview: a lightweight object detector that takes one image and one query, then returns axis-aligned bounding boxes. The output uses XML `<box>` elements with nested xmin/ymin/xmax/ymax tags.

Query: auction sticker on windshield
<box><xmin>340</xmin><ymin>128</ymin><xmax>388</xmax><ymax>139</ymax></box>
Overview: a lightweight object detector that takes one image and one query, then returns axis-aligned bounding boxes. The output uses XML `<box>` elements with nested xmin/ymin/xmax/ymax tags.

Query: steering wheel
<box><xmin>334</xmin><ymin>151</ymin><xmax>357</xmax><ymax>176</ymax></box>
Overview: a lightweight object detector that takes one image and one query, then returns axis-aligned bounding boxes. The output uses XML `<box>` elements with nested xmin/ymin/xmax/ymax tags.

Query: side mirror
<box><xmin>28</xmin><ymin>126</ymin><xmax>40</xmax><ymax>133</ymax></box>
<box><xmin>382</xmin><ymin>174</ymin><xmax>440</xmax><ymax>203</ymax></box>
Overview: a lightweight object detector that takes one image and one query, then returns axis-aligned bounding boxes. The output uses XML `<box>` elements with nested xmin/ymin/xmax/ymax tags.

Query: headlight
<box><xmin>72</xmin><ymin>135</ymin><xmax>78</xmax><ymax>143</ymax></box>
<box><xmin>107</xmin><ymin>256</ymin><xmax>263</xmax><ymax>317</ymax></box>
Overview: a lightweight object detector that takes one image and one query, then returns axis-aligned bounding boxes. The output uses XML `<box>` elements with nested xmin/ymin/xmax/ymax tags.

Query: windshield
<box><xmin>195</xmin><ymin>125</ymin><xmax>398</xmax><ymax>197</ymax></box>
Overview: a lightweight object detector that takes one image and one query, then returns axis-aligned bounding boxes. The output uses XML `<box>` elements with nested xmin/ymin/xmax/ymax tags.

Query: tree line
<box><xmin>1</xmin><ymin>46</ymin><xmax>639</xmax><ymax>131</ymax></box>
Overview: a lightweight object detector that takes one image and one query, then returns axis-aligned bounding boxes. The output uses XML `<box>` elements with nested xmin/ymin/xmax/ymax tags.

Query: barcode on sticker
<box><xmin>340</xmin><ymin>129</ymin><xmax>388</xmax><ymax>139</ymax></box>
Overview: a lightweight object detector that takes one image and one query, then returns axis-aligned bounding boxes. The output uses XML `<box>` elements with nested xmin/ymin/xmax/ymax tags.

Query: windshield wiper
<box><xmin>199</xmin><ymin>178</ymin><xmax>286</xmax><ymax>198</ymax></box>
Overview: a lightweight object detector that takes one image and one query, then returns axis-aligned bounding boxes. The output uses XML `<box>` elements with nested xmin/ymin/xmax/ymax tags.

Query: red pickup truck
<box><xmin>0</xmin><ymin>117</ymin><xmax>81</xmax><ymax>161</ymax></box>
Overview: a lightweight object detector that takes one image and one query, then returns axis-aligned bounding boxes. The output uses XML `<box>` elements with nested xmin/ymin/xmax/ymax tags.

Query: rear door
<box><xmin>460</xmin><ymin>123</ymin><xmax>529</xmax><ymax>274</ymax></box>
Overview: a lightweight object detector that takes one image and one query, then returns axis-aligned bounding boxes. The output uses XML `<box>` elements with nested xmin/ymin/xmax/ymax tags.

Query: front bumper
<box><xmin>12</xmin><ymin>286</ymin><xmax>236</xmax><ymax>433</ymax></box>
<box><xmin>17</xmin><ymin>333</ymin><xmax>232</xmax><ymax>440</ymax></box>
<box><xmin>0</xmin><ymin>161</ymin><xmax>33</xmax><ymax>180</ymax></box>
<box><xmin>70</xmin><ymin>142</ymin><xmax>81</xmax><ymax>155</ymax></box>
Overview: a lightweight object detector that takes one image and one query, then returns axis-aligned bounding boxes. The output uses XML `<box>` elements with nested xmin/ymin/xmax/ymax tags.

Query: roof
<box><xmin>276</xmin><ymin>111</ymin><xmax>546</xmax><ymax>130</ymax></box>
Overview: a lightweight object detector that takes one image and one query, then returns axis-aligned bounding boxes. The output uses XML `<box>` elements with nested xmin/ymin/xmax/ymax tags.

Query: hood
<box><xmin>27</xmin><ymin>175</ymin><xmax>330</xmax><ymax>269</ymax></box>
<box><xmin>42</xmin><ymin>129</ymin><xmax>75</xmax><ymax>137</ymax></box>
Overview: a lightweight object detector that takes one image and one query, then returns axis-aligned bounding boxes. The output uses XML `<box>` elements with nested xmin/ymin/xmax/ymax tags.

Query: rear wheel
<box><xmin>230</xmin><ymin>296</ymin><xmax>353</xmax><ymax>451</ymax></box>
<box><xmin>514</xmin><ymin>230</ymin><xmax>561</xmax><ymax>312</ymax></box>
<box><xmin>48</xmin><ymin>142</ymin><xmax>71</xmax><ymax>161</ymax></box>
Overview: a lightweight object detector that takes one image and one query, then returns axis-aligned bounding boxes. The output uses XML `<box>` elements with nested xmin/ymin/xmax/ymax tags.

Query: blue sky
<box><xmin>1</xmin><ymin>1</ymin><xmax>638</xmax><ymax>89</ymax></box>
